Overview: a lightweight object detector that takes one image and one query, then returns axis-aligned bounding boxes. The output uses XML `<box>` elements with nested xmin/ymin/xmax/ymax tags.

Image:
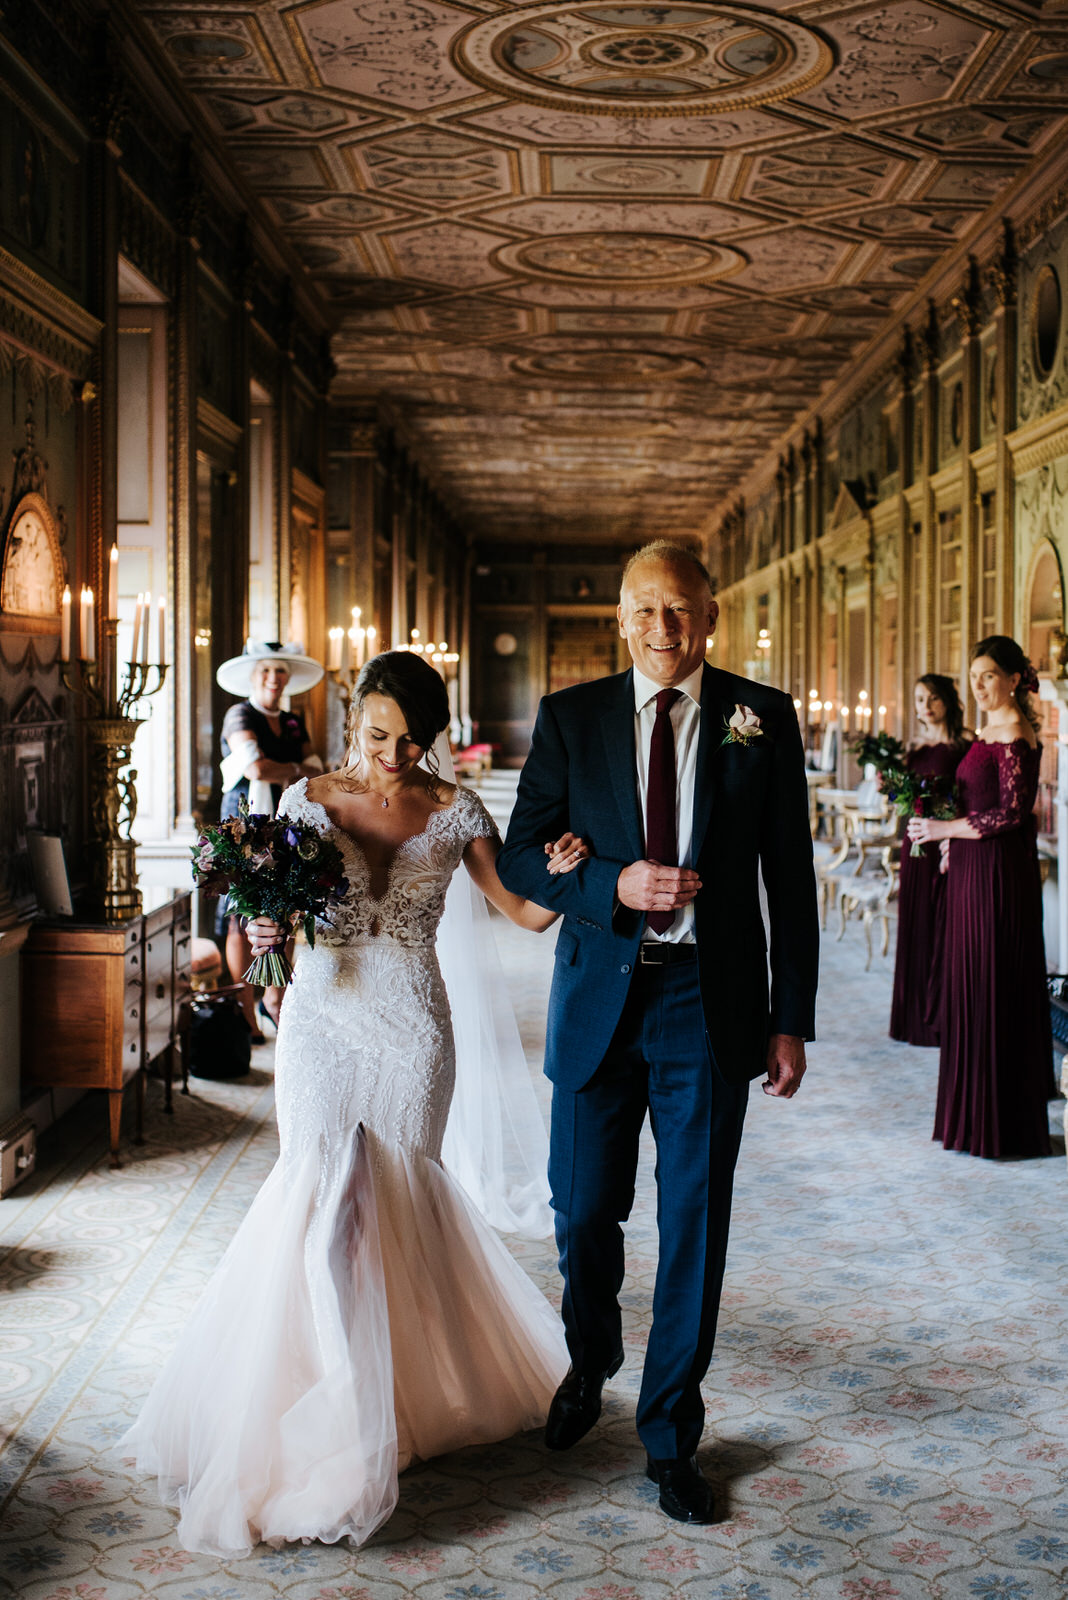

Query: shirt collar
<box><xmin>633</xmin><ymin>663</ymin><xmax>704</xmax><ymax>715</ymax></box>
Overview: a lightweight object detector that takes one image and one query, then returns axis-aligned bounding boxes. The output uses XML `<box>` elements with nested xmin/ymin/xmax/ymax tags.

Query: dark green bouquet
<box><xmin>192</xmin><ymin>803</ymin><xmax>349</xmax><ymax>986</ymax></box>
<box><xmin>850</xmin><ymin>731</ymin><xmax>957</xmax><ymax>857</ymax></box>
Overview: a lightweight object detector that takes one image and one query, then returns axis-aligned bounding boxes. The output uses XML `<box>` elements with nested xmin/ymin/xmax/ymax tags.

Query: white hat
<box><xmin>216</xmin><ymin>639</ymin><xmax>324</xmax><ymax>697</ymax></box>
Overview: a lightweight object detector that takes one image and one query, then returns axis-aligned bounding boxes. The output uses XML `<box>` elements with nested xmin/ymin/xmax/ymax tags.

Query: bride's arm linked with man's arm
<box><xmin>247</xmin><ymin>819</ymin><xmax>589</xmax><ymax>950</ymax></box>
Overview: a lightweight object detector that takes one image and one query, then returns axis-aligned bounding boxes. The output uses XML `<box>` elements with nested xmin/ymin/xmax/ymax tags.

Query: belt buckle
<box><xmin>639</xmin><ymin>943</ymin><xmax>663</xmax><ymax>965</ymax></box>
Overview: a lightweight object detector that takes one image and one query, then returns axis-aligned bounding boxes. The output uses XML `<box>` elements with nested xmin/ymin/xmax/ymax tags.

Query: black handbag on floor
<box><xmin>188</xmin><ymin>989</ymin><xmax>252</xmax><ymax>1079</ymax></box>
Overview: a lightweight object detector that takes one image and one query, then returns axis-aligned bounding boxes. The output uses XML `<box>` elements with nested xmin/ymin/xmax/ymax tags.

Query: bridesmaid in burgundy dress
<box><xmin>909</xmin><ymin>636</ymin><xmax>1054</xmax><ymax>1158</ymax></box>
<box><xmin>889</xmin><ymin>675</ymin><xmax>970</xmax><ymax>1047</ymax></box>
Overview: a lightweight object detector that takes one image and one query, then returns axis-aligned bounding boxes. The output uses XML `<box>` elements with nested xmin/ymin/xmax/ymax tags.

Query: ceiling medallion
<box><xmin>514</xmin><ymin>347</ymin><xmax>703</xmax><ymax>379</ymax></box>
<box><xmin>495</xmin><ymin>231</ymin><xmax>746</xmax><ymax>282</ymax></box>
<box><xmin>452</xmin><ymin>1</ymin><xmax>832</xmax><ymax>118</ymax></box>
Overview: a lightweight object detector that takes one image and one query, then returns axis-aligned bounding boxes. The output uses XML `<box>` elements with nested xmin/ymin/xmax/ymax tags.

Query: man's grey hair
<box><xmin>620</xmin><ymin>540</ymin><xmax>713</xmax><ymax>594</ymax></box>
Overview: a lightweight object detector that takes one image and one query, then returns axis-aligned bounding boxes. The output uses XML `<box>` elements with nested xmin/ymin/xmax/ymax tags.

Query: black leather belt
<box><xmin>638</xmin><ymin>942</ymin><xmax>698</xmax><ymax>965</ymax></box>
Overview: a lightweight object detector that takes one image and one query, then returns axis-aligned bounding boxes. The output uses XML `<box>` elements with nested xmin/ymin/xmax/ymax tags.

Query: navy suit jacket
<box><xmin>496</xmin><ymin>663</ymin><xmax>819</xmax><ymax>1092</ymax></box>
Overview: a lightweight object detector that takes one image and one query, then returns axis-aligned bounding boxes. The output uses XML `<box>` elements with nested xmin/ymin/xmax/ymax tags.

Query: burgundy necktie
<box><xmin>645</xmin><ymin>688</ymin><xmax>681</xmax><ymax>935</ymax></box>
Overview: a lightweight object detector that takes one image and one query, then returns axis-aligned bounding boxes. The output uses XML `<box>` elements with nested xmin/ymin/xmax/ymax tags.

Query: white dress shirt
<box><xmin>633</xmin><ymin>664</ymin><xmax>703</xmax><ymax>944</ymax></box>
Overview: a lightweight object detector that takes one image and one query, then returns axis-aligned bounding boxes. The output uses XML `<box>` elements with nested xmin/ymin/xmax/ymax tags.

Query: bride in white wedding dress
<box><xmin>124</xmin><ymin>652</ymin><xmax>577</xmax><ymax>1556</ymax></box>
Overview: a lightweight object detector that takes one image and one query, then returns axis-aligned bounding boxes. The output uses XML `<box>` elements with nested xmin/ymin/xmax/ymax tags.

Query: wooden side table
<box><xmin>21</xmin><ymin>890</ymin><xmax>192</xmax><ymax>1167</ymax></box>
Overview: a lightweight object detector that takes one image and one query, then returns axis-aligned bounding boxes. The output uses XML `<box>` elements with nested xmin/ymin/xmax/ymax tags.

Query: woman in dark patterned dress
<box><xmin>889</xmin><ymin>675</ymin><xmax>970</xmax><ymax>1046</ymax></box>
<box><xmin>216</xmin><ymin>641</ymin><xmax>325</xmax><ymax>1037</ymax></box>
<box><xmin>909</xmin><ymin>637</ymin><xmax>1054</xmax><ymax>1158</ymax></box>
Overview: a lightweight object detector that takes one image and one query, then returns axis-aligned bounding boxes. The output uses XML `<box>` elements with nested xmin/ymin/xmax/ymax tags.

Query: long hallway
<box><xmin>1</xmin><ymin>907</ymin><xmax>1066</xmax><ymax>1600</ymax></box>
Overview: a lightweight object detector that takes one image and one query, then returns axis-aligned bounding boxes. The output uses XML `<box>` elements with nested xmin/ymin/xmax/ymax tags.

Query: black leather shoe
<box><xmin>544</xmin><ymin>1350</ymin><xmax>624</xmax><ymax>1451</ymax></box>
<box><xmin>646</xmin><ymin>1454</ymin><xmax>716</xmax><ymax>1524</ymax></box>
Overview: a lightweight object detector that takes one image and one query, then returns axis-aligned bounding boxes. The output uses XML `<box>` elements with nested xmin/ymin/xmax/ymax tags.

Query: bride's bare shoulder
<box><xmin>306</xmin><ymin>771</ymin><xmax>357</xmax><ymax>802</ymax></box>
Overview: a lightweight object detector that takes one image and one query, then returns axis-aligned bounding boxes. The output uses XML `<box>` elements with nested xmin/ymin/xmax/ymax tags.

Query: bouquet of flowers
<box><xmin>849</xmin><ymin>731</ymin><xmax>957</xmax><ymax>857</ymax></box>
<box><xmin>192</xmin><ymin>804</ymin><xmax>349</xmax><ymax>987</ymax></box>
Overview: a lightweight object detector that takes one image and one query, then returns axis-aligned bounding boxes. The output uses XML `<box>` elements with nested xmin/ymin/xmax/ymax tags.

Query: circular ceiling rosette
<box><xmin>494</xmin><ymin>231</ymin><xmax>748</xmax><ymax>285</ymax></box>
<box><xmin>453</xmin><ymin>1</ymin><xmax>833</xmax><ymax>118</ymax></box>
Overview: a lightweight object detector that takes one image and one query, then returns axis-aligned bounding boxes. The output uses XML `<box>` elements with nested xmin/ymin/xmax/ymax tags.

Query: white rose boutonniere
<box><xmin>722</xmin><ymin>704</ymin><xmax>764</xmax><ymax>747</ymax></box>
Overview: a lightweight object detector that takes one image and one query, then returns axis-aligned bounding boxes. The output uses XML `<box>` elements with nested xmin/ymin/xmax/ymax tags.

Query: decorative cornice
<box><xmin>1009</xmin><ymin>406</ymin><xmax>1068</xmax><ymax>478</ymax></box>
<box><xmin>1017</xmin><ymin>183</ymin><xmax>1068</xmax><ymax>254</ymax></box>
<box><xmin>0</xmin><ymin>245</ymin><xmax>101</xmax><ymax>379</ymax></box>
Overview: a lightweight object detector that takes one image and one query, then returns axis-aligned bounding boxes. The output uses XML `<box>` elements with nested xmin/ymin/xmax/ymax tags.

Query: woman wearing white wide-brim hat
<box><xmin>216</xmin><ymin>641</ymin><xmax>325</xmax><ymax>1039</ymax></box>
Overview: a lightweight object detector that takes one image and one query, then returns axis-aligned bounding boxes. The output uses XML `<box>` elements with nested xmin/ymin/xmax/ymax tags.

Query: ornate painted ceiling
<box><xmin>141</xmin><ymin>0</ymin><xmax>1068</xmax><ymax>540</ymax></box>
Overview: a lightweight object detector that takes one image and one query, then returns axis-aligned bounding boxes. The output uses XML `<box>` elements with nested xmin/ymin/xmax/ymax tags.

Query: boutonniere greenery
<box><xmin>722</xmin><ymin>704</ymin><xmax>765</xmax><ymax>747</ymax></box>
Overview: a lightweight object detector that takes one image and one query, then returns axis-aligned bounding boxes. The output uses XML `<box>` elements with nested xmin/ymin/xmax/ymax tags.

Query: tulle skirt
<box><xmin>123</xmin><ymin>1123</ymin><xmax>567</xmax><ymax>1556</ymax></box>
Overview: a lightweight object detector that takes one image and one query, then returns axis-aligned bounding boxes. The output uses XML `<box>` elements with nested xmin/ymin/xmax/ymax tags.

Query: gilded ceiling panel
<box><xmin>142</xmin><ymin>0</ymin><xmax>1068</xmax><ymax>537</ymax></box>
<box><xmin>288</xmin><ymin>0</ymin><xmax>482</xmax><ymax>110</ymax></box>
<box><xmin>481</xmin><ymin>197</ymin><xmax>750</xmax><ymax>235</ymax></box>
<box><xmin>452</xmin><ymin>101</ymin><xmax>808</xmax><ymax>146</ymax></box>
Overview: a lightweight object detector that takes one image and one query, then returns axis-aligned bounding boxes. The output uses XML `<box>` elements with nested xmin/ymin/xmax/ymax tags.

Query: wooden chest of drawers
<box><xmin>21</xmin><ymin>890</ymin><xmax>193</xmax><ymax>1166</ymax></box>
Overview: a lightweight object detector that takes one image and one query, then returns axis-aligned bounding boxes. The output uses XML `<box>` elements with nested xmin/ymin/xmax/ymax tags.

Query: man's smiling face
<box><xmin>617</xmin><ymin>557</ymin><xmax>718</xmax><ymax>688</ymax></box>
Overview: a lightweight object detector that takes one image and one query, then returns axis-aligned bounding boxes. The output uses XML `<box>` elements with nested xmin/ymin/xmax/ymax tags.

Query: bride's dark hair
<box><xmin>342</xmin><ymin>650</ymin><xmax>452</xmax><ymax>798</ymax></box>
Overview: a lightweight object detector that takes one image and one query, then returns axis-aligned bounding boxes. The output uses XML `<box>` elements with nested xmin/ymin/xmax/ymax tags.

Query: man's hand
<box><xmin>616</xmin><ymin>859</ymin><xmax>701</xmax><ymax>911</ymax></box>
<box><xmin>762</xmin><ymin>1033</ymin><xmax>807</xmax><ymax>1099</ymax></box>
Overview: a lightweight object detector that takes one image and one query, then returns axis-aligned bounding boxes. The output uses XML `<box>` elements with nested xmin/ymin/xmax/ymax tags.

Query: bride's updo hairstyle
<box><xmin>971</xmin><ymin>634</ymin><xmax>1042</xmax><ymax>734</ymax></box>
<box><xmin>343</xmin><ymin>650</ymin><xmax>451</xmax><ymax>797</ymax></box>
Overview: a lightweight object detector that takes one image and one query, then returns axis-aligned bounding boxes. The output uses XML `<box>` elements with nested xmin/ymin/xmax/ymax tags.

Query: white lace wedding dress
<box><xmin>124</xmin><ymin>779</ymin><xmax>567</xmax><ymax>1556</ymax></box>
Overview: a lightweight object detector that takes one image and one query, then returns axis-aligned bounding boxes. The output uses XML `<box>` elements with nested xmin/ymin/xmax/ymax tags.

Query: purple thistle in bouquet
<box><xmin>191</xmin><ymin>803</ymin><xmax>348</xmax><ymax>987</ymax></box>
<box><xmin>850</xmin><ymin>731</ymin><xmax>958</xmax><ymax>857</ymax></box>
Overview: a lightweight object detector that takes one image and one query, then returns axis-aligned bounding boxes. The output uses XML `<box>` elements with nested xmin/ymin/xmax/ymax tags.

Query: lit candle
<box><xmin>328</xmin><ymin>627</ymin><xmax>343</xmax><ymax>672</ymax></box>
<box><xmin>108</xmin><ymin>544</ymin><xmax>119</xmax><ymax>621</ymax></box>
<box><xmin>348</xmin><ymin>626</ymin><xmax>358</xmax><ymax>670</ymax></box>
<box><xmin>352</xmin><ymin>605</ymin><xmax>361</xmax><ymax>625</ymax></box>
<box><xmin>158</xmin><ymin>595</ymin><xmax>166</xmax><ymax>667</ymax></box>
<box><xmin>131</xmin><ymin>592</ymin><xmax>144</xmax><ymax>663</ymax></box>
<box><xmin>366</xmin><ymin>625</ymin><xmax>377</xmax><ymax>655</ymax></box>
<box><xmin>141</xmin><ymin>591</ymin><xmax>151</xmax><ymax>666</ymax></box>
<box><xmin>355</xmin><ymin>625</ymin><xmax>366</xmax><ymax>669</ymax></box>
<box><xmin>61</xmin><ymin>585</ymin><xmax>71</xmax><ymax>660</ymax></box>
<box><xmin>83</xmin><ymin>587</ymin><xmax>96</xmax><ymax>662</ymax></box>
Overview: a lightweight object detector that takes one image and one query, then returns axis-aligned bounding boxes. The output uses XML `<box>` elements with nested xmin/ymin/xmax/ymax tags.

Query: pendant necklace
<box><xmin>381</xmin><ymin>796</ymin><xmax>389</xmax><ymax>809</ymax></box>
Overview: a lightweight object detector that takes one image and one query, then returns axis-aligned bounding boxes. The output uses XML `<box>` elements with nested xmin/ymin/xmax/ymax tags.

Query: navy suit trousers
<box><xmin>548</xmin><ymin>958</ymin><xmax>749</xmax><ymax>1460</ymax></box>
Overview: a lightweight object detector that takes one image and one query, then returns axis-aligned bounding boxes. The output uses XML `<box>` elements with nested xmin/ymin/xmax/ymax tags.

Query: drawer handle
<box><xmin>155</xmin><ymin>983</ymin><xmax>166</xmax><ymax>999</ymax></box>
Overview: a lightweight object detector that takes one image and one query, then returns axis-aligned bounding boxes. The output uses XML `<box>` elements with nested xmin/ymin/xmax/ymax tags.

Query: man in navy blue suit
<box><xmin>497</xmin><ymin>540</ymin><xmax>819</xmax><ymax>1524</ymax></box>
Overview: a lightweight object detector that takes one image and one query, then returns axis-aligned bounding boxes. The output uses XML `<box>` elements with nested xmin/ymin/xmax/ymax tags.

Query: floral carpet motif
<box><xmin>1</xmin><ymin>910</ymin><xmax>1067</xmax><ymax>1599</ymax></box>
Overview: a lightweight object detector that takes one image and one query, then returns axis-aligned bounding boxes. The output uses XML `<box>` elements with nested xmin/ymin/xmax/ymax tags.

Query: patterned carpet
<box><xmin>2</xmin><ymin>909</ymin><xmax>1067</xmax><ymax>1600</ymax></box>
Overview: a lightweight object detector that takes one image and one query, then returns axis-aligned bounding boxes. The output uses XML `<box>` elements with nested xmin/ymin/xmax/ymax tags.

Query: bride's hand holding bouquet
<box><xmin>193</xmin><ymin>803</ymin><xmax>349</xmax><ymax>987</ymax></box>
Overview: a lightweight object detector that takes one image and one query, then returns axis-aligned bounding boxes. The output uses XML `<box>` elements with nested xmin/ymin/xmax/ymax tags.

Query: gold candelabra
<box><xmin>325</xmin><ymin>609</ymin><xmax>378</xmax><ymax>724</ymax></box>
<box><xmin>60</xmin><ymin>565</ymin><xmax>168</xmax><ymax>923</ymax></box>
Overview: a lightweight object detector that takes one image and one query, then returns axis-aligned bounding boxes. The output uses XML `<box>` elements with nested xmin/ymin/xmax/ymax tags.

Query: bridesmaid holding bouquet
<box><xmin>889</xmin><ymin>675</ymin><xmax>971</xmax><ymax>1047</ymax></box>
<box><xmin>908</xmin><ymin>637</ymin><xmax>1055</xmax><ymax>1158</ymax></box>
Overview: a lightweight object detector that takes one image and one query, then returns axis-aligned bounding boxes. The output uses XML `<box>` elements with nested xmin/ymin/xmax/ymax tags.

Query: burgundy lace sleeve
<box><xmin>969</xmin><ymin>742</ymin><xmax>1031</xmax><ymax>836</ymax></box>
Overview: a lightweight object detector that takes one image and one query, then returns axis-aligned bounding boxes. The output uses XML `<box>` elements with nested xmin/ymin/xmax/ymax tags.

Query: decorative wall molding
<box><xmin>1009</xmin><ymin>407</ymin><xmax>1068</xmax><ymax>478</ymax></box>
<box><xmin>0</xmin><ymin>247</ymin><xmax>100</xmax><ymax>380</ymax></box>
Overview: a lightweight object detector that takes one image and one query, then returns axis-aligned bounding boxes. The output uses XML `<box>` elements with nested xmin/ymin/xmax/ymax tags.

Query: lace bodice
<box><xmin>956</xmin><ymin>737</ymin><xmax>1040</xmax><ymax>837</ymax></box>
<box><xmin>278</xmin><ymin>777</ymin><xmax>498</xmax><ymax>947</ymax></box>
